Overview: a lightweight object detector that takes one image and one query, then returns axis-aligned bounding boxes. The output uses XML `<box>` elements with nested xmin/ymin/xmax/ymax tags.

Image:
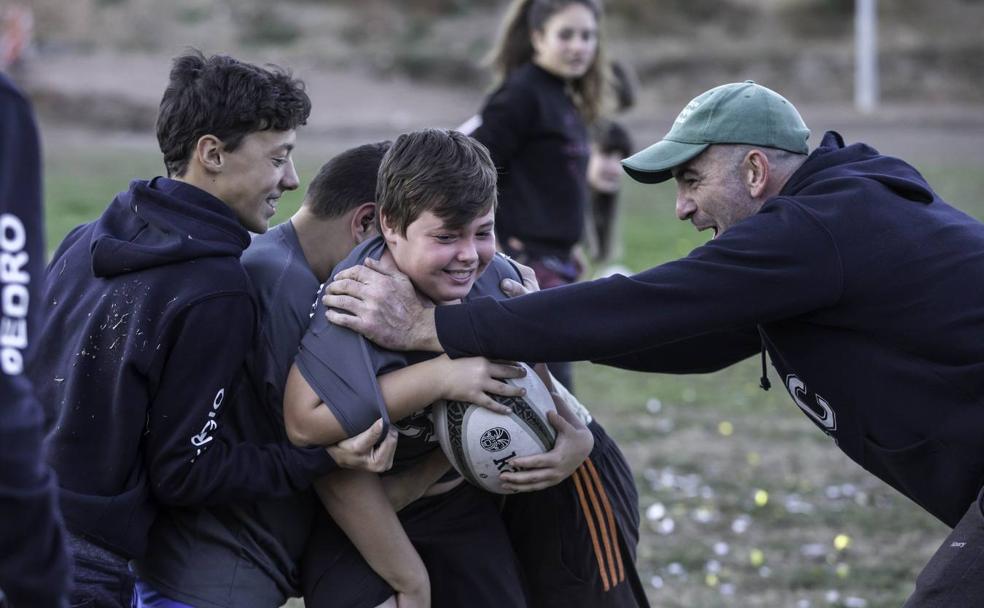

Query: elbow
<box><xmin>284</xmin><ymin>408</ymin><xmax>315</xmax><ymax>447</ymax></box>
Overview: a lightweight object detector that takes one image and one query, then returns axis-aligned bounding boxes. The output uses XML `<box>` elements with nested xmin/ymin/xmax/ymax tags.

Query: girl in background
<box><xmin>470</xmin><ymin>3</ymin><xmax>648</xmax><ymax>606</ymax></box>
<box><xmin>469</xmin><ymin>0</ymin><xmax>607</xmax><ymax>390</ymax></box>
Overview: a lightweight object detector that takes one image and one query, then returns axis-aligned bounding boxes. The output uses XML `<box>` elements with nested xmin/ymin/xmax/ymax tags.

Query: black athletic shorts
<box><xmin>501</xmin><ymin>419</ymin><xmax>648</xmax><ymax>608</ymax></box>
<box><xmin>301</xmin><ymin>480</ymin><xmax>527</xmax><ymax>608</ymax></box>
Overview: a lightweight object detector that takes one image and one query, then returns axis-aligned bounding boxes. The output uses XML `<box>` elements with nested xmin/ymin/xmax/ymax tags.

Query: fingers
<box><xmin>362</xmin><ymin>256</ymin><xmax>395</xmax><ymax>277</ymax></box>
<box><xmin>499</xmin><ymin>468</ymin><xmax>562</xmax><ymax>492</ymax></box>
<box><xmin>499</xmin><ymin>278</ymin><xmax>530</xmax><ymax>298</ymax></box>
<box><xmin>487</xmin><ymin>361</ymin><xmax>526</xmax><ymax>380</ymax></box>
<box><xmin>472</xmin><ymin>394</ymin><xmax>511</xmax><ymax>415</ymax></box>
<box><xmin>531</xmin><ymin>363</ymin><xmax>553</xmax><ymax>388</ymax></box>
<box><xmin>370</xmin><ymin>428</ymin><xmax>398</xmax><ymax>472</ymax></box>
<box><xmin>327</xmin><ymin>420</ymin><xmax>397</xmax><ymax>473</ymax></box>
<box><xmin>332</xmin><ymin>264</ymin><xmax>367</xmax><ymax>283</ymax></box>
<box><xmin>515</xmin><ymin>262</ymin><xmax>540</xmax><ymax>293</ymax></box>
<box><xmin>323</xmin><ymin>293</ymin><xmax>365</xmax><ymax>314</ymax></box>
<box><xmin>354</xmin><ymin>418</ymin><xmax>385</xmax><ymax>448</ymax></box>
<box><xmin>495</xmin><ymin>379</ymin><xmax>526</xmax><ymax>396</ymax></box>
<box><xmin>482</xmin><ymin>378</ymin><xmax>525</xmax><ymax>400</ymax></box>
<box><xmin>546</xmin><ymin>409</ymin><xmax>574</xmax><ymax>434</ymax></box>
<box><xmin>326</xmin><ymin>308</ymin><xmax>364</xmax><ymax>332</ymax></box>
<box><xmin>333</xmin><ymin>261</ymin><xmax>390</xmax><ymax>283</ymax></box>
<box><xmin>327</xmin><ymin>277</ymin><xmax>367</xmax><ymax>297</ymax></box>
<box><xmin>506</xmin><ymin>451</ymin><xmax>558</xmax><ymax>471</ymax></box>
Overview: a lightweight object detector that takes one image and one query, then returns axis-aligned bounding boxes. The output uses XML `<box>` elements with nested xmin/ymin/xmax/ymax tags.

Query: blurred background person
<box><xmin>0</xmin><ymin>71</ymin><xmax>70</xmax><ymax>608</ymax></box>
<box><xmin>469</xmin><ymin>0</ymin><xmax>608</xmax><ymax>391</ymax></box>
<box><xmin>584</xmin><ymin>117</ymin><xmax>634</xmax><ymax>276</ymax></box>
<box><xmin>584</xmin><ymin>58</ymin><xmax>636</xmax><ymax>277</ymax></box>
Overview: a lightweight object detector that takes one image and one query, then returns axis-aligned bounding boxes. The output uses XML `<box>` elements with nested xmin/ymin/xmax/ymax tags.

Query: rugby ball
<box><xmin>433</xmin><ymin>363</ymin><xmax>557</xmax><ymax>494</ymax></box>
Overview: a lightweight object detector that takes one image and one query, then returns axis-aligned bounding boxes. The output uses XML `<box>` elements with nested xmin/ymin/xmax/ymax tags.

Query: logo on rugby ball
<box><xmin>479</xmin><ymin>427</ymin><xmax>511</xmax><ymax>452</ymax></box>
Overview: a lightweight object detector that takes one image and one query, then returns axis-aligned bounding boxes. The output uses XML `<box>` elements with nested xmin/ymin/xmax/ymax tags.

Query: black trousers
<box><xmin>904</xmin><ymin>487</ymin><xmax>984</xmax><ymax>607</ymax></box>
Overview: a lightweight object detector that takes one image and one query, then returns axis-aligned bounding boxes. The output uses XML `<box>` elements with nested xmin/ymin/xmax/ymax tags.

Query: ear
<box><xmin>743</xmin><ymin>149</ymin><xmax>771</xmax><ymax>199</ymax></box>
<box><xmin>378</xmin><ymin>209</ymin><xmax>399</xmax><ymax>246</ymax></box>
<box><xmin>350</xmin><ymin>202</ymin><xmax>378</xmax><ymax>244</ymax></box>
<box><xmin>194</xmin><ymin>135</ymin><xmax>224</xmax><ymax>176</ymax></box>
<box><xmin>530</xmin><ymin>28</ymin><xmax>545</xmax><ymax>57</ymax></box>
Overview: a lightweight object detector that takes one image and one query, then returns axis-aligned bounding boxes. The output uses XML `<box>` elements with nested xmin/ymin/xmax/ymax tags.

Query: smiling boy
<box><xmin>30</xmin><ymin>51</ymin><xmax>342</xmax><ymax>608</ymax></box>
<box><xmin>283</xmin><ymin>129</ymin><xmax>593</xmax><ymax>607</ymax></box>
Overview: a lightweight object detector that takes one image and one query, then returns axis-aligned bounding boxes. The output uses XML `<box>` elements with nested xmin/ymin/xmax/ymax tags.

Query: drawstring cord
<box><xmin>758</xmin><ymin>326</ymin><xmax>771</xmax><ymax>391</ymax></box>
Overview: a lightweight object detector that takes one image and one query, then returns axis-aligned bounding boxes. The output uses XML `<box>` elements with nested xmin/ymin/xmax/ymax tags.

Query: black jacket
<box><xmin>437</xmin><ymin>132</ymin><xmax>984</xmax><ymax>527</ymax></box>
<box><xmin>472</xmin><ymin>62</ymin><xmax>590</xmax><ymax>257</ymax></box>
<box><xmin>0</xmin><ymin>72</ymin><xmax>70</xmax><ymax>608</ymax></box>
<box><xmin>33</xmin><ymin>178</ymin><xmax>333</xmax><ymax>558</ymax></box>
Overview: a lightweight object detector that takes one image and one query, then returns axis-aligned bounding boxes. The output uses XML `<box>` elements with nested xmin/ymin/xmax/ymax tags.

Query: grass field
<box><xmin>41</xmin><ymin>137</ymin><xmax>984</xmax><ymax>607</ymax></box>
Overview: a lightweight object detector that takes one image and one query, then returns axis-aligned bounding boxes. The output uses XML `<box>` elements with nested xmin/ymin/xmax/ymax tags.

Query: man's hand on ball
<box><xmin>438</xmin><ymin>355</ymin><xmax>525</xmax><ymax>415</ymax></box>
<box><xmin>326</xmin><ymin>418</ymin><xmax>398</xmax><ymax>473</ymax></box>
<box><xmin>498</xmin><ymin>408</ymin><xmax>594</xmax><ymax>492</ymax></box>
<box><xmin>325</xmin><ymin>257</ymin><xmax>440</xmax><ymax>352</ymax></box>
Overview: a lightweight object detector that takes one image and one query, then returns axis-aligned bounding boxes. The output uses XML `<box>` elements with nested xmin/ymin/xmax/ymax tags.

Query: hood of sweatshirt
<box><xmin>90</xmin><ymin>177</ymin><xmax>251</xmax><ymax>278</ymax></box>
<box><xmin>782</xmin><ymin>131</ymin><xmax>935</xmax><ymax>205</ymax></box>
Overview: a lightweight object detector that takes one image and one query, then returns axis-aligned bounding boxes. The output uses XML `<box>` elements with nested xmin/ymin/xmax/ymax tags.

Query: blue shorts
<box><xmin>502</xmin><ymin>420</ymin><xmax>648</xmax><ymax>607</ymax></box>
<box><xmin>302</xmin><ymin>480</ymin><xmax>526</xmax><ymax>608</ymax></box>
<box><xmin>132</xmin><ymin>580</ymin><xmax>194</xmax><ymax>608</ymax></box>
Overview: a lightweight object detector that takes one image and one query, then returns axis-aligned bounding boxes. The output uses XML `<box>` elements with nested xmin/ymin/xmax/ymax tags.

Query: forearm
<box><xmin>592</xmin><ymin>328</ymin><xmax>760</xmax><ymax>373</ymax></box>
<box><xmin>377</xmin><ymin>357</ymin><xmax>447</xmax><ymax>422</ymax></box>
<box><xmin>314</xmin><ymin>472</ymin><xmax>428</xmax><ymax>596</ymax></box>
<box><xmin>411</xmin><ymin>307</ymin><xmax>441</xmax><ymax>352</ymax></box>
<box><xmin>146</xmin><ymin>299</ymin><xmax>335</xmax><ymax>505</ymax></box>
<box><xmin>435</xmin><ymin>219</ymin><xmax>841</xmax><ymax>363</ymax></box>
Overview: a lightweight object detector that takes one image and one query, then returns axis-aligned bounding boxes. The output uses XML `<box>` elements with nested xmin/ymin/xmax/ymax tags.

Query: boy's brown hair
<box><xmin>377</xmin><ymin>129</ymin><xmax>497</xmax><ymax>236</ymax></box>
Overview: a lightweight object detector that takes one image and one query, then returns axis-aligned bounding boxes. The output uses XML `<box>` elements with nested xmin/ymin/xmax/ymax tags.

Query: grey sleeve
<box><xmin>294</xmin><ymin>294</ymin><xmax>391</xmax><ymax>439</ymax></box>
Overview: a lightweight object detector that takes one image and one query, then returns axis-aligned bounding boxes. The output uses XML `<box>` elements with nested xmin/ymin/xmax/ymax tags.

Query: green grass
<box><xmin>41</xmin><ymin>141</ymin><xmax>984</xmax><ymax>607</ymax></box>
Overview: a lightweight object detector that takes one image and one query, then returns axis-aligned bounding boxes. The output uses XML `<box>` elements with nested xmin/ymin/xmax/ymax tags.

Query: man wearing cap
<box><xmin>324</xmin><ymin>81</ymin><xmax>984</xmax><ymax>604</ymax></box>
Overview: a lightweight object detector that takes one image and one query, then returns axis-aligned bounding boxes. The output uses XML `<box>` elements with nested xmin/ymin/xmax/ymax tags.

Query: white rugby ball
<box><xmin>433</xmin><ymin>362</ymin><xmax>557</xmax><ymax>494</ymax></box>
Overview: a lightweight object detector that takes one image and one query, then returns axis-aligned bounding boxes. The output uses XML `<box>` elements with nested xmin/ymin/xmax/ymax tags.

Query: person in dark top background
<box><xmin>325</xmin><ymin>80</ymin><xmax>984</xmax><ymax>606</ymax></box>
<box><xmin>468</xmin><ymin>0</ymin><xmax>607</xmax><ymax>390</ymax></box>
<box><xmin>584</xmin><ymin>118</ymin><xmax>633</xmax><ymax>272</ymax></box>
<box><xmin>0</xmin><ymin>72</ymin><xmax>69</xmax><ymax>608</ymax></box>
<box><xmin>584</xmin><ymin>58</ymin><xmax>636</xmax><ymax>275</ymax></box>
<box><xmin>29</xmin><ymin>50</ymin><xmax>344</xmax><ymax>608</ymax></box>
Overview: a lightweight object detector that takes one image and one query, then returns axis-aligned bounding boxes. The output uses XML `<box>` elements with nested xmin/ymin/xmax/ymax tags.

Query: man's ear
<box><xmin>743</xmin><ymin>149</ymin><xmax>771</xmax><ymax>199</ymax></box>
<box><xmin>350</xmin><ymin>202</ymin><xmax>378</xmax><ymax>244</ymax></box>
<box><xmin>194</xmin><ymin>135</ymin><xmax>225</xmax><ymax>175</ymax></box>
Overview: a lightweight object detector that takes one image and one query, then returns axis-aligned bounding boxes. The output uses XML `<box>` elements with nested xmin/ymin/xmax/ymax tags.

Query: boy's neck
<box><xmin>292</xmin><ymin>207</ymin><xmax>358</xmax><ymax>283</ymax></box>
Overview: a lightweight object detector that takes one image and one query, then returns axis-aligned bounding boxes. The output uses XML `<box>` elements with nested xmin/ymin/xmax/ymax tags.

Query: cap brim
<box><xmin>621</xmin><ymin>140</ymin><xmax>709</xmax><ymax>184</ymax></box>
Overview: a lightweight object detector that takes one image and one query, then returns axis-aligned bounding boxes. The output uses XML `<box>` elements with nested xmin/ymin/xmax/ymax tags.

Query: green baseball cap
<box><xmin>622</xmin><ymin>81</ymin><xmax>810</xmax><ymax>184</ymax></box>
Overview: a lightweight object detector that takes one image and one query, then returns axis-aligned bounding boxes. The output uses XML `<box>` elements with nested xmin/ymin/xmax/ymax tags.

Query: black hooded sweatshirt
<box><xmin>436</xmin><ymin>131</ymin><xmax>984</xmax><ymax>527</ymax></box>
<box><xmin>0</xmin><ymin>72</ymin><xmax>70</xmax><ymax>608</ymax></box>
<box><xmin>472</xmin><ymin>62</ymin><xmax>590</xmax><ymax>257</ymax></box>
<box><xmin>32</xmin><ymin>177</ymin><xmax>334</xmax><ymax>558</ymax></box>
